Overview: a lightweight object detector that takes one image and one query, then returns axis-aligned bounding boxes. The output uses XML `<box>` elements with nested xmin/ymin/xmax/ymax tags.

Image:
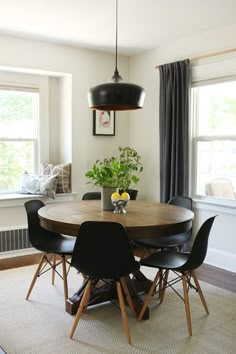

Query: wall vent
<box><xmin>0</xmin><ymin>228</ymin><xmax>32</xmax><ymax>252</ymax></box>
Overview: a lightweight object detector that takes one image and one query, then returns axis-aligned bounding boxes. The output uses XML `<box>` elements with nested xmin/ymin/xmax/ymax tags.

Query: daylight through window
<box><xmin>192</xmin><ymin>80</ymin><xmax>236</xmax><ymax>201</ymax></box>
<box><xmin>0</xmin><ymin>87</ymin><xmax>39</xmax><ymax>194</ymax></box>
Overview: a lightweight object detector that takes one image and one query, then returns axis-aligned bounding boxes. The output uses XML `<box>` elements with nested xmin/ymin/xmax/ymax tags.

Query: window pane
<box><xmin>0</xmin><ymin>90</ymin><xmax>38</xmax><ymax>138</ymax></box>
<box><xmin>196</xmin><ymin>140</ymin><xmax>236</xmax><ymax>197</ymax></box>
<box><xmin>198</xmin><ymin>81</ymin><xmax>236</xmax><ymax>136</ymax></box>
<box><xmin>0</xmin><ymin>141</ymin><xmax>34</xmax><ymax>193</ymax></box>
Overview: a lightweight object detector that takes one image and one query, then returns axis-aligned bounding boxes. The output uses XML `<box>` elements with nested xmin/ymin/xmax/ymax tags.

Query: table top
<box><xmin>38</xmin><ymin>200</ymin><xmax>194</xmax><ymax>239</ymax></box>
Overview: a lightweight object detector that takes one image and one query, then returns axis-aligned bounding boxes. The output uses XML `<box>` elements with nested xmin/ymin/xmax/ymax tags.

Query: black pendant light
<box><xmin>88</xmin><ymin>0</ymin><xmax>145</xmax><ymax>111</ymax></box>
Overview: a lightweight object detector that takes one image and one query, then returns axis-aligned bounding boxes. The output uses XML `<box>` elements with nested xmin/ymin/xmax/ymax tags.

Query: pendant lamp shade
<box><xmin>88</xmin><ymin>0</ymin><xmax>145</xmax><ymax>111</ymax></box>
<box><xmin>88</xmin><ymin>75</ymin><xmax>145</xmax><ymax>111</ymax></box>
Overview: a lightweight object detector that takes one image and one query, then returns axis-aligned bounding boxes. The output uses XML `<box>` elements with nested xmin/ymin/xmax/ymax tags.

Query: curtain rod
<box><xmin>155</xmin><ymin>48</ymin><xmax>236</xmax><ymax>69</ymax></box>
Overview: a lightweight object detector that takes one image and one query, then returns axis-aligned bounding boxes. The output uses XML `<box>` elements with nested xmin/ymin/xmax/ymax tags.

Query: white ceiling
<box><xmin>0</xmin><ymin>0</ymin><xmax>235</xmax><ymax>56</ymax></box>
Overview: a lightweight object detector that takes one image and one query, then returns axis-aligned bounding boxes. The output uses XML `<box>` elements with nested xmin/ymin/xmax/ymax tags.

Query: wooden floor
<box><xmin>0</xmin><ymin>253</ymin><xmax>235</xmax><ymax>293</ymax></box>
<box><xmin>196</xmin><ymin>263</ymin><xmax>236</xmax><ymax>293</ymax></box>
<box><xmin>0</xmin><ymin>253</ymin><xmax>41</xmax><ymax>271</ymax></box>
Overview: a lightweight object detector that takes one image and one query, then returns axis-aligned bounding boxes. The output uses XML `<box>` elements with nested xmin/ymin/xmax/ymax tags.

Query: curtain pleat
<box><xmin>159</xmin><ymin>59</ymin><xmax>190</xmax><ymax>203</ymax></box>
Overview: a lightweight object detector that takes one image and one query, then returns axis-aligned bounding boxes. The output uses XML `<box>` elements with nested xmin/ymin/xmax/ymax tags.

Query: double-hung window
<box><xmin>191</xmin><ymin>79</ymin><xmax>236</xmax><ymax>202</ymax></box>
<box><xmin>0</xmin><ymin>86</ymin><xmax>39</xmax><ymax>194</ymax></box>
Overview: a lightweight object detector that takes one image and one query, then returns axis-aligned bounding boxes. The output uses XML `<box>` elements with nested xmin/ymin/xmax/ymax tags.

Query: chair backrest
<box><xmin>82</xmin><ymin>192</ymin><xmax>101</xmax><ymax>200</ymax></box>
<box><xmin>180</xmin><ymin>216</ymin><xmax>216</xmax><ymax>272</ymax></box>
<box><xmin>71</xmin><ymin>221</ymin><xmax>138</xmax><ymax>279</ymax></box>
<box><xmin>168</xmin><ymin>196</ymin><xmax>193</xmax><ymax>241</ymax></box>
<box><xmin>24</xmin><ymin>199</ymin><xmax>60</xmax><ymax>250</ymax></box>
<box><xmin>128</xmin><ymin>189</ymin><xmax>138</xmax><ymax>200</ymax></box>
<box><xmin>119</xmin><ymin>189</ymin><xmax>138</xmax><ymax>200</ymax></box>
<box><xmin>205</xmin><ymin>178</ymin><xmax>235</xmax><ymax>199</ymax></box>
<box><xmin>168</xmin><ymin>196</ymin><xmax>192</xmax><ymax>211</ymax></box>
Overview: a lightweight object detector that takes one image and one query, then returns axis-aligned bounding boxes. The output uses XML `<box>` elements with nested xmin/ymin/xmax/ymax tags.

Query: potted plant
<box><xmin>85</xmin><ymin>147</ymin><xmax>143</xmax><ymax>209</ymax></box>
<box><xmin>85</xmin><ymin>156</ymin><xmax>122</xmax><ymax>210</ymax></box>
<box><xmin>117</xmin><ymin>147</ymin><xmax>143</xmax><ymax>200</ymax></box>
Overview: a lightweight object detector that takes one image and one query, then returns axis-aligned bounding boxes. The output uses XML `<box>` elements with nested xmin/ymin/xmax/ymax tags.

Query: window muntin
<box><xmin>192</xmin><ymin>80</ymin><xmax>236</xmax><ymax>201</ymax></box>
<box><xmin>0</xmin><ymin>88</ymin><xmax>39</xmax><ymax>194</ymax></box>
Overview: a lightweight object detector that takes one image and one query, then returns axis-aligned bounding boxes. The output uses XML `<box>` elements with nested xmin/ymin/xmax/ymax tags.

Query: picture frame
<box><xmin>93</xmin><ymin>110</ymin><xmax>115</xmax><ymax>136</ymax></box>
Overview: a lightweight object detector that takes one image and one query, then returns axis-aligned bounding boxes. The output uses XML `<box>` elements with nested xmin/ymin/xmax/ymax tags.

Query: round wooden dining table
<box><xmin>38</xmin><ymin>199</ymin><xmax>194</xmax><ymax>239</ymax></box>
<box><xmin>38</xmin><ymin>200</ymin><xmax>194</xmax><ymax>318</ymax></box>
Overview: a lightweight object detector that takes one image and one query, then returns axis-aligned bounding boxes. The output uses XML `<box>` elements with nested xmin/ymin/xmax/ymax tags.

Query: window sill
<box><xmin>0</xmin><ymin>192</ymin><xmax>76</xmax><ymax>208</ymax></box>
<box><xmin>193</xmin><ymin>196</ymin><xmax>236</xmax><ymax>215</ymax></box>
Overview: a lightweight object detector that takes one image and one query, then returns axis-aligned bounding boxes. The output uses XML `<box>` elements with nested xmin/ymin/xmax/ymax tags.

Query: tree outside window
<box><xmin>192</xmin><ymin>80</ymin><xmax>236</xmax><ymax>200</ymax></box>
<box><xmin>0</xmin><ymin>88</ymin><xmax>39</xmax><ymax>193</ymax></box>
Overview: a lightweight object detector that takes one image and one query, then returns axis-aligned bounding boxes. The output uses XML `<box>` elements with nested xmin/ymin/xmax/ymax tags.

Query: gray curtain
<box><xmin>159</xmin><ymin>59</ymin><xmax>190</xmax><ymax>203</ymax></box>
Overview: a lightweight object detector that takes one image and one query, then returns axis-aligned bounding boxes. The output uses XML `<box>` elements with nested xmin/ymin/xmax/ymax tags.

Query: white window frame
<box><xmin>190</xmin><ymin>54</ymin><xmax>236</xmax><ymax>208</ymax></box>
<box><xmin>0</xmin><ymin>71</ymin><xmax>49</xmax><ymax>193</ymax></box>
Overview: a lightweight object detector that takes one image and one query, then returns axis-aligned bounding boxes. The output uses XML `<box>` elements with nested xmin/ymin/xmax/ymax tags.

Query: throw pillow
<box><xmin>19</xmin><ymin>172</ymin><xmax>58</xmax><ymax>199</ymax></box>
<box><xmin>41</xmin><ymin>162</ymin><xmax>71</xmax><ymax>193</ymax></box>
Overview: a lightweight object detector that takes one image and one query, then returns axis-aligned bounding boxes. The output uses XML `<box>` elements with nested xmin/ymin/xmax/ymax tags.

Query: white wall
<box><xmin>129</xmin><ymin>24</ymin><xmax>236</xmax><ymax>271</ymax></box>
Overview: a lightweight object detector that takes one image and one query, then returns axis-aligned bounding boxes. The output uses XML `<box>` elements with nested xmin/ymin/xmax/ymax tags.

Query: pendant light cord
<box><xmin>112</xmin><ymin>0</ymin><xmax>122</xmax><ymax>82</ymax></box>
<box><xmin>115</xmin><ymin>0</ymin><xmax>118</xmax><ymax>71</ymax></box>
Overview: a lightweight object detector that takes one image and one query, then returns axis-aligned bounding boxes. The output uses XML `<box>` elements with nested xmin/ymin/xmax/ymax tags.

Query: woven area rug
<box><xmin>0</xmin><ymin>264</ymin><xmax>235</xmax><ymax>354</ymax></box>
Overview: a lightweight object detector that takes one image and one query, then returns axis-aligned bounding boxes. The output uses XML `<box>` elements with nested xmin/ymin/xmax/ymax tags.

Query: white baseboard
<box><xmin>205</xmin><ymin>248</ymin><xmax>236</xmax><ymax>273</ymax></box>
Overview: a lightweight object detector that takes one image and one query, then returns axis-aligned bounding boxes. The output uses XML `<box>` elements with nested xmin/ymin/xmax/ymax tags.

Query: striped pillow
<box><xmin>41</xmin><ymin>163</ymin><xmax>71</xmax><ymax>194</ymax></box>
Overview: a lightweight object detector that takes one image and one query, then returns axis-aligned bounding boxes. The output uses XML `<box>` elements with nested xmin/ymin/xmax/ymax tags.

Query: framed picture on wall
<box><xmin>93</xmin><ymin>110</ymin><xmax>115</xmax><ymax>136</ymax></box>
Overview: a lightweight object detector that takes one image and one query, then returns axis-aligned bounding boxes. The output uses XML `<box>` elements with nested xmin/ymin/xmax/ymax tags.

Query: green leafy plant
<box><xmin>85</xmin><ymin>156</ymin><xmax>122</xmax><ymax>188</ymax></box>
<box><xmin>85</xmin><ymin>147</ymin><xmax>143</xmax><ymax>190</ymax></box>
<box><xmin>118</xmin><ymin>147</ymin><xmax>143</xmax><ymax>190</ymax></box>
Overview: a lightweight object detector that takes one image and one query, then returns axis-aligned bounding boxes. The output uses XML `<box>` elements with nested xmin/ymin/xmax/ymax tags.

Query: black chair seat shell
<box><xmin>138</xmin><ymin>216</ymin><xmax>216</xmax><ymax>336</ymax></box>
<box><xmin>82</xmin><ymin>192</ymin><xmax>101</xmax><ymax>200</ymax></box>
<box><xmin>70</xmin><ymin>221</ymin><xmax>140</xmax><ymax>344</ymax></box>
<box><xmin>24</xmin><ymin>199</ymin><xmax>75</xmax><ymax>305</ymax></box>
<box><xmin>135</xmin><ymin>196</ymin><xmax>193</xmax><ymax>252</ymax></box>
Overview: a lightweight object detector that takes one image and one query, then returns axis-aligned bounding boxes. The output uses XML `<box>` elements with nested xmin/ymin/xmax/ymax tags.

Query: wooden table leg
<box><xmin>123</xmin><ymin>270</ymin><xmax>153</xmax><ymax>320</ymax></box>
<box><xmin>66</xmin><ymin>279</ymin><xmax>118</xmax><ymax>315</ymax></box>
<box><xmin>66</xmin><ymin>278</ymin><xmax>88</xmax><ymax>315</ymax></box>
<box><xmin>66</xmin><ymin>271</ymin><xmax>152</xmax><ymax>318</ymax></box>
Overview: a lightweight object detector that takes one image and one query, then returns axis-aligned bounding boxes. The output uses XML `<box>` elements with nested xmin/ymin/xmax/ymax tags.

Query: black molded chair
<box><xmin>69</xmin><ymin>221</ymin><xmax>140</xmax><ymax>345</ymax></box>
<box><xmin>138</xmin><ymin>216</ymin><xmax>216</xmax><ymax>336</ymax></box>
<box><xmin>134</xmin><ymin>196</ymin><xmax>193</xmax><ymax>258</ymax></box>
<box><xmin>24</xmin><ymin>200</ymin><xmax>76</xmax><ymax>306</ymax></box>
<box><xmin>82</xmin><ymin>192</ymin><xmax>101</xmax><ymax>200</ymax></box>
<box><xmin>119</xmin><ymin>189</ymin><xmax>138</xmax><ymax>200</ymax></box>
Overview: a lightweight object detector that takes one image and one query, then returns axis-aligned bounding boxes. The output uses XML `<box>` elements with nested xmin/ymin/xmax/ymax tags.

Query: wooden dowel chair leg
<box><xmin>182</xmin><ymin>275</ymin><xmax>192</xmax><ymax>336</ymax></box>
<box><xmin>160</xmin><ymin>269</ymin><xmax>169</xmax><ymax>303</ymax></box>
<box><xmin>191</xmin><ymin>271</ymin><xmax>209</xmax><ymax>314</ymax></box>
<box><xmin>120</xmin><ymin>278</ymin><xmax>136</xmax><ymax>318</ymax></box>
<box><xmin>26</xmin><ymin>254</ymin><xmax>46</xmax><ymax>300</ymax></box>
<box><xmin>158</xmin><ymin>269</ymin><xmax>163</xmax><ymax>299</ymax></box>
<box><xmin>70</xmin><ymin>280</ymin><xmax>92</xmax><ymax>339</ymax></box>
<box><xmin>116</xmin><ymin>281</ymin><xmax>131</xmax><ymax>345</ymax></box>
<box><xmin>138</xmin><ymin>270</ymin><xmax>160</xmax><ymax>321</ymax></box>
<box><xmin>61</xmin><ymin>256</ymin><xmax>69</xmax><ymax>305</ymax></box>
<box><xmin>139</xmin><ymin>248</ymin><xmax>145</xmax><ymax>260</ymax></box>
<box><xmin>52</xmin><ymin>255</ymin><xmax>56</xmax><ymax>285</ymax></box>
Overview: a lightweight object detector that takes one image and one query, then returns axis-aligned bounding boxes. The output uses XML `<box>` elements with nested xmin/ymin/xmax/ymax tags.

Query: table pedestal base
<box><xmin>66</xmin><ymin>270</ymin><xmax>152</xmax><ymax>320</ymax></box>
